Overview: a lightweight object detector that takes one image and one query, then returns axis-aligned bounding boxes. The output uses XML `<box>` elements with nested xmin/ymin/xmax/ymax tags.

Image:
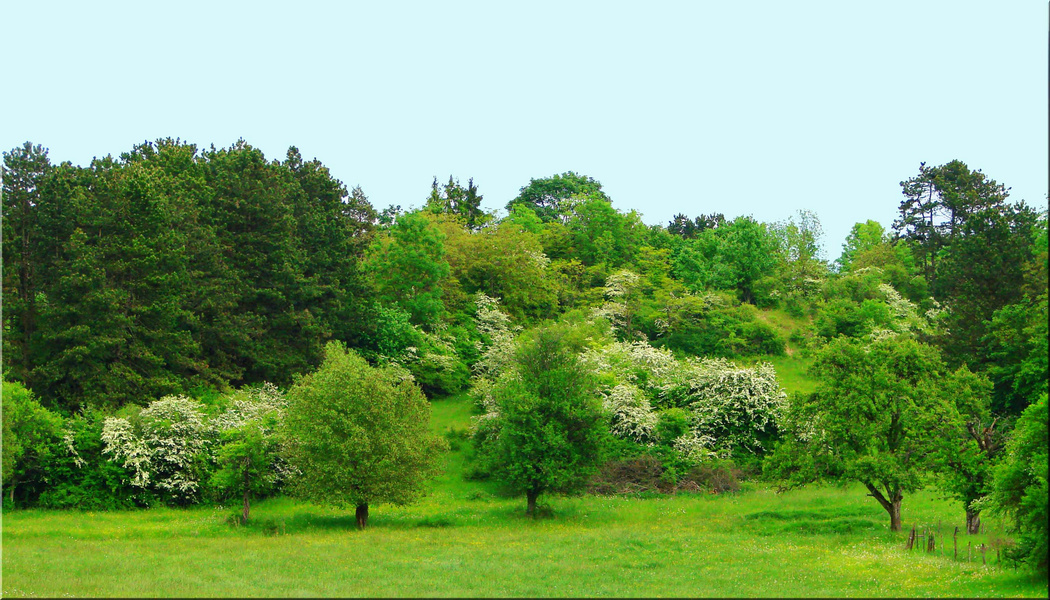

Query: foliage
<box><xmin>37</xmin><ymin>408</ymin><xmax>143</xmax><ymax>510</ymax></box>
<box><xmin>210</xmin><ymin>407</ymin><xmax>283</xmax><ymax>524</ymax></box>
<box><xmin>281</xmin><ymin>342</ymin><xmax>444</xmax><ymax>527</ymax></box>
<box><xmin>364</xmin><ymin>210</ymin><xmax>450</xmax><ymax>328</ymax></box>
<box><xmin>506</xmin><ymin>171</ymin><xmax>609</xmax><ymax>224</ymax></box>
<box><xmin>101</xmin><ymin>395</ymin><xmax>214</xmax><ymax>504</ymax></box>
<box><xmin>656</xmin><ymin>357</ymin><xmax>787</xmax><ymax>457</ymax></box>
<box><xmin>473</xmin><ymin>324</ymin><xmax>609</xmax><ymax>515</ymax></box>
<box><xmin>924</xmin><ymin>366</ymin><xmax>1002</xmax><ymax>532</ymax></box>
<box><xmin>989</xmin><ymin>393</ymin><xmax>1048</xmax><ymax>573</ymax></box>
<box><xmin>424</xmin><ymin>175</ymin><xmax>487</xmax><ymax>230</ymax></box>
<box><xmin>2</xmin><ymin>379</ymin><xmax>64</xmax><ymax>506</ymax></box>
<box><xmin>768</xmin><ymin>336</ymin><xmax>952</xmax><ymax>530</ymax></box>
<box><xmin>3</xmin><ymin>140</ymin><xmax>377</xmax><ymax>410</ymax></box>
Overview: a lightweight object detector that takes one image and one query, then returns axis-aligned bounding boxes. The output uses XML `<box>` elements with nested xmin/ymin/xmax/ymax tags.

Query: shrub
<box><xmin>38</xmin><ymin>409</ymin><xmax>145</xmax><ymax>510</ymax></box>
<box><xmin>101</xmin><ymin>395</ymin><xmax>214</xmax><ymax>505</ymax></box>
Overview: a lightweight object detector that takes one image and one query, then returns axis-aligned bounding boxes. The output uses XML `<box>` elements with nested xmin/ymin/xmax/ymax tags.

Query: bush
<box><xmin>588</xmin><ymin>455</ymin><xmax>669</xmax><ymax>495</ymax></box>
<box><xmin>100</xmin><ymin>395</ymin><xmax>214</xmax><ymax>505</ymax></box>
<box><xmin>38</xmin><ymin>409</ymin><xmax>146</xmax><ymax>510</ymax></box>
<box><xmin>2</xmin><ymin>380</ymin><xmax>64</xmax><ymax>507</ymax></box>
<box><xmin>681</xmin><ymin>461</ymin><xmax>742</xmax><ymax>494</ymax></box>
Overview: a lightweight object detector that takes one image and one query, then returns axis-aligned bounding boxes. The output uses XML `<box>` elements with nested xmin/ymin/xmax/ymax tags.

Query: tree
<box><xmin>363</xmin><ymin>211</ymin><xmax>450</xmax><ymax>328</ymax></box>
<box><xmin>281</xmin><ymin>342</ymin><xmax>444</xmax><ymax>528</ymax></box>
<box><xmin>926</xmin><ymin>367</ymin><xmax>1002</xmax><ymax>534</ymax></box>
<box><xmin>473</xmin><ymin>324</ymin><xmax>608</xmax><ymax>516</ymax></box>
<box><xmin>836</xmin><ymin>219</ymin><xmax>887</xmax><ymax>272</ymax></box>
<box><xmin>716</xmin><ymin>216</ymin><xmax>780</xmax><ymax>304</ymax></box>
<box><xmin>989</xmin><ymin>393</ymin><xmax>1048</xmax><ymax>573</ymax></box>
<box><xmin>425</xmin><ymin>175</ymin><xmax>486</xmax><ymax>230</ymax></box>
<box><xmin>210</xmin><ymin>383</ymin><xmax>287</xmax><ymax>524</ymax></box>
<box><xmin>667</xmin><ymin>213</ymin><xmax>725</xmax><ymax>239</ymax></box>
<box><xmin>767</xmin><ymin>336</ymin><xmax>950</xmax><ymax>531</ymax></box>
<box><xmin>895</xmin><ymin>160</ymin><xmax>1009</xmax><ymax>292</ymax></box>
<box><xmin>2</xmin><ymin>142</ymin><xmax>52</xmax><ymax>383</ymax></box>
<box><xmin>506</xmin><ymin>171</ymin><xmax>609</xmax><ymax>224</ymax></box>
<box><xmin>211</xmin><ymin>417</ymin><xmax>280</xmax><ymax>525</ymax></box>
<box><xmin>1</xmin><ymin>380</ymin><xmax>63</xmax><ymax>506</ymax></box>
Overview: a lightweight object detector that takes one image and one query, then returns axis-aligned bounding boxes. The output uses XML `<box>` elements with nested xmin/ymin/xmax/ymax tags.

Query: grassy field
<box><xmin>3</xmin><ymin>393</ymin><xmax>1047</xmax><ymax>597</ymax></box>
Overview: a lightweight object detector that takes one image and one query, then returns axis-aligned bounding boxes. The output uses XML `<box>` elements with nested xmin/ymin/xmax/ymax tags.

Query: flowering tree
<box><xmin>210</xmin><ymin>383</ymin><xmax>287</xmax><ymax>524</ymax></box>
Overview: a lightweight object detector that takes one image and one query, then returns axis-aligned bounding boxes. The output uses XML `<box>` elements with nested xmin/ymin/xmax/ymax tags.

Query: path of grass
<box><xmin>3</xmin><ymin>394</ymin><xmax>1046</xmax><ymax>597</ymax></box>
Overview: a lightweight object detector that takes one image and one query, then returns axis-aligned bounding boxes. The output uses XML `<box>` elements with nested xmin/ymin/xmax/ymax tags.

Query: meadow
<box><xmin>2</xmin><ymin>393</ymin><xmax>1047</xmax><ymax>598</ymax></box>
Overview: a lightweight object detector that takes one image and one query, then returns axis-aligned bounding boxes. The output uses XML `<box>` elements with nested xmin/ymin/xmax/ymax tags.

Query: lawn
<box><xmin>2</xmin><ymin>393</ymin><xmax>1046</xmax><ymax>597</ymax></box>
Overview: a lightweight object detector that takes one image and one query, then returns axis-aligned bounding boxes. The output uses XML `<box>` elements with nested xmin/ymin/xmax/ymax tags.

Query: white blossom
<box><xmin>101</xmin><ymin>395</ymin><xmax>213</xmax><ymax>501</ymax></box>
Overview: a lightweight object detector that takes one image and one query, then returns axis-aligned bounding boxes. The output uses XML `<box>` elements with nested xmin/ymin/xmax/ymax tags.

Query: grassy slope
<box><xmin>3</xmin><ymin>392</ymin><xmax>1047</xmax><ymax>598</ymax></box>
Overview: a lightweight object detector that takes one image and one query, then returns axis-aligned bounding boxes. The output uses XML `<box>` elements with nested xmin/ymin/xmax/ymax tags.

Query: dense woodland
<box><xmin>2</xmin><ymin>139</ymin><xmax>1046</xmax><ymax>572</ymax></box>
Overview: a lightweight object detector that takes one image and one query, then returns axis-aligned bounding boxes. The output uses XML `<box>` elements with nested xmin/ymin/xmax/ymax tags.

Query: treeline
<box><xmin>3</xmin><ymin>140</ymin><xmax>378</xmax><ymax>410</ymax></box>
<box><xmin>2</xmin><ymin>140</ymin><xmax>1047</xmax><ymax>571</ymax></box>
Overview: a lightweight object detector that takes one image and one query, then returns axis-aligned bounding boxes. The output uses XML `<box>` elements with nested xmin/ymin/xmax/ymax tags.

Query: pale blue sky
<box><xmin>3</xmin><ymin>1</ymin><xmax>1046</xmax><ymax>258</ymax></box>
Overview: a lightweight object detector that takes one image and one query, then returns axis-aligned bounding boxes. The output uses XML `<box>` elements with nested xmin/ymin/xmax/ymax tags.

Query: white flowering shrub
<box><xmin>212</xmin><ymin>382</ymin><xmax>287</xmax><ymax>433</ymax></box>
<box><xmin>594</xmin><ymin>270</ymin><xmax>643</xmax><ymax>338</ymax></box>
<box><xmin>603</xmin><ymin>383</ymin><xmax>658</xmax><ymax>441</ymax></box>
<box><xmin>101</xmin><ymin>395</ymin><xmax>213</xmax><ymax>503</ymax></box>
<box><xmin>673</xmin><ymin>430</ymin><xmax>719</xmax><ymax>463</ymax></box>
<box><xmin>656</xmin><ymin>357</ymin><xmax>787</xmax><ymax>455</ymax></box>
<box><xmin>472</xmin><ymin>293</ymin><xmax>520</xmax><ymax>381</ymax></box>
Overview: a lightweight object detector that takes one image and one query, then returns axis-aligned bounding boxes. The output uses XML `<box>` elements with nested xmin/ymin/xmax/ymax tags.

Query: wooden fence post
<box><xmin>968</xmin><ymin>541</ymin><xmax>971</xmax><ymax>563</ymax></box>
<box><xmin>981</xmin><ymin>544</ymin><xmax>986</xmax><ymax>565</ymax></box>
<box><xmin>953</xmin><ymin>526</ymin><xmax>958</xmax><ymax>560</ymax></box>
<box><xmin>927</xmin><ymin>531</ymin><xmax>935</xmax><ymax>553</ymax></box>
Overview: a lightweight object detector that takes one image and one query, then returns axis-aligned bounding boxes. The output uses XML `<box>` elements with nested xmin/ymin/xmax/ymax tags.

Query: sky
<box><xmin>3</xmin><ymin>1</ymin><xmax>1046</xmax><ymax>259</ymax></box>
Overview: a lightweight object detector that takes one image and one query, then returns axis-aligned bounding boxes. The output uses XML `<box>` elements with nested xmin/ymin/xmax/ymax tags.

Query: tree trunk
<box><xmin>242</xmin><ymin>490</ymin><xmax>250</xmax><ymax>525</ymax></box>
<box><xmin>966</xmin><ymin>509</ymin><xmax>981</xmax><ymax>535</ymax></box>
<box><xmin>889</xmin><ymin>499</ymin><xmax>902</xmax><ymax>532</ymax></box>
<box><xmin>526</xmin><ymin>490</ymin><xmax>539</xmax><ymax>517</ymax></box>
<box><xmin>356</xmin><ymin>503</ymin><xmax>369</xmax><ymax>529</ymax></box>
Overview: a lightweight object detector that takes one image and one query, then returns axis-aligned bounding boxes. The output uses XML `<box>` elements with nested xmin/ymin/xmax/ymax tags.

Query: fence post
<box><xmin>953</xmin><ymin>526</ymin><xmax>958</xmax><ymax>560</ymax></box>
<box><xmin>927</xmin><ymin>531</ymin><xmax>935</xmax><ymax>553</ymax></box>
<box><xmin>968</xmin><ymin>541</ymin><xmax>972</xmax><ymax>563</ymax></box>
<box><xmin>981</xmin><ymin>544</ymin><xmax>986</xmax><ymax>565</ymax></box>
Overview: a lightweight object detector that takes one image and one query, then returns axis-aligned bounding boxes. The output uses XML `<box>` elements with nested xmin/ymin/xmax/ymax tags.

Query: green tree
<box><xmin>1</xmin><ymin>142</ymin><xmax>52</xmax><ymax>383</ymax></box>
<box><xmin>936</xmin><ymin>203</ymin><xmax>1040</xmax><ymax>367</ymax></box>
<box><xmin>281</xmin><ymin>342</ymin><xmax>444</xmax><ymax>528</ymax></box>
<box><xmin>210</xmin><ymin>415</ymin><xmax>281</xmax><ymax>524</ymax></box>
<box><xmin>425</xmin><ymin>175</ymin><xmax>487</xmax><ymax>230</ymax></box>
<box><xmin>926</xmin><ymin>367</ymin><xmax>1002</xmax><ymax>534</ymax></box>
<box><xmin>768</xmin><ymin>336</ymin><xmax>950</xmax><ymax>531</ymax></box>
<box><xmin>506</xmin><ymin>171</ymin><xmax>609</xmax><ymax>224</ymax></box>
<box><xmin>717</xmin><ymin>216</ymin><xmax>780</xmax><ymax>304</ymax></box>
<box><xmin>836</xmin><ymin>219</ymin><xmax>887</xmax><ymax>272</ymax></box>
<box><xmin>2</xmin><ymin>380</ymin><xmax>64</xmax><ymax>506</ymax></box>
<box><xmin>364</xmin><ymin>211</ymin><xmax>451</xmax><ymax>328</ymax></box>
<box><xmin>989</xmin><ymin>393</ymin><xmax>1048</xmax><ymax>573</ymax></box>
<box><xmin>473</xmin><ymin>324</ymin><xmax>608</xmax><ymax>516</ymax></box>
<box><xmin>895</xmin><ymin>160</ymin><xmax>1009</xmax><ymax>291</ymax></box>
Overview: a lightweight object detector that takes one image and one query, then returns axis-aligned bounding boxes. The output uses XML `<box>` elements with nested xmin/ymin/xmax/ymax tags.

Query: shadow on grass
<box><xmin>739</xmin><ymin>506</ymin><xmax>885</xmax><ymax>536</ymax></box>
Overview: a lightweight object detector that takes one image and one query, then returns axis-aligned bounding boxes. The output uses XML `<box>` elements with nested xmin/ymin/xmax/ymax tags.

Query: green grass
<box><xmin>3</xmin><ymin>394</ymin><xmax>1047</xmax><ymax>597</ymax></box>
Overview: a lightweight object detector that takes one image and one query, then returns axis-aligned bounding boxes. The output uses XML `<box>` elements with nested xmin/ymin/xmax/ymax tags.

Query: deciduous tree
<box><xmin>281</xmin><ymin>342</ymin><xmax>444</xmax><ymax>528</ymax></box>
